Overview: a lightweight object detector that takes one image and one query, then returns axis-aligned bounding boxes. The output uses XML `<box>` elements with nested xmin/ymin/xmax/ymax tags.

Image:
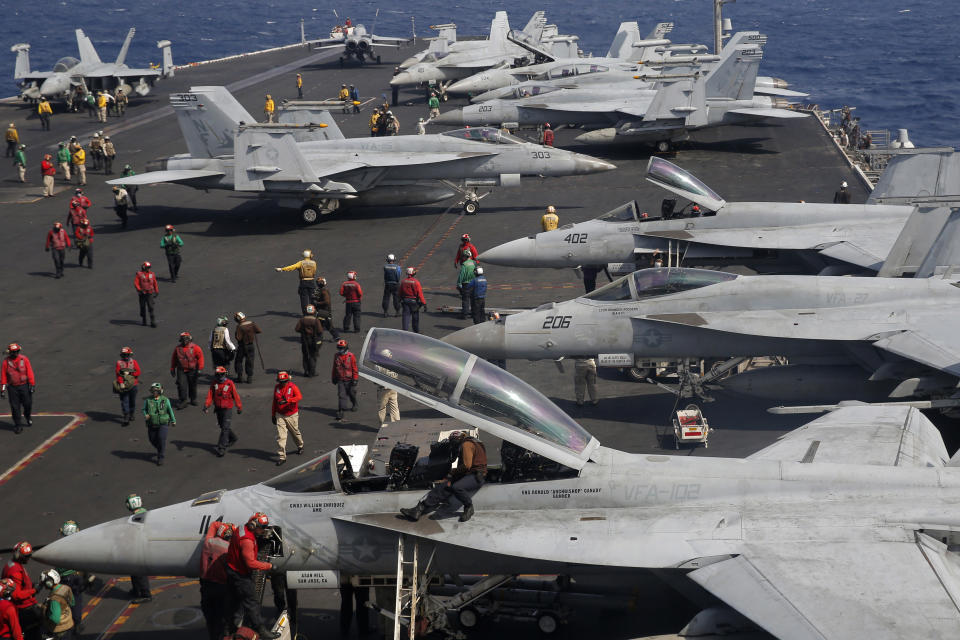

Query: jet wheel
<box><xmin>657</xmin><ymin>140</ymin><xmax>671</xmax><ymax>153</ymax></box>
<box><xmin>537</xmin><ymin>613</ymin><xmax>558</xmax><ymax>634</ymax></box>
<box><xmin>463</xmin><ymin>201</ymin><xmax>479</xmax><ymax>215</ymax></box>
<box><xmin>627</xmin><ymin>367</ymin><xmax>652</xmax><ymax>382</ymax></box>
<box><xmin>458</xmin><ymin>607</ymin><xmax>479</xmax><ymax>629</ymax></box>
<box><xmin>300</xmin><ymin>206</ymin><xmax>320</xmax><ymax>224</ymax></box>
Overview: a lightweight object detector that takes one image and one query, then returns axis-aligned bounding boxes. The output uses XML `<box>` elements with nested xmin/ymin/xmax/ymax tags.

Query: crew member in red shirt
<box><xmin>134</xmin><ymin>261</ymin><xmax>159</xmax><ymax>327</ymax></box>
<box><xmin>399</xmin><ymin>267</ymin><xmax>427</xmax><ymax>333</ymax></box>
<box><xmin>203</xmin><ymin>366</ymin><xmax>242</xmax><ymax>457</ymax></box>
<box><xmin>1</xmin><ymin>344</ymin><xmax>35</xmax><ymax>434</ymax></box>
<box><xmin>271</xmin><ymin>371</ymin><xmax>303</xmax><ymax>466</ymax></box>
<box><xmin>339</xmin><ymin>271</ymin><xmax>363</xmax><ymax>333</ymax></box>
<box><xmin>1</xmin><ymin>543</ymin><xmax>38</xmax><ymax>640</ymax></box>
<box><xmin>224</xmin><ymin>514</ymin><xmax>279</xmax><ymax>639</ymax></box>
<box><xmin>199</xmin><ymin>522</ymin><xmax>233</xmax><ymax>640</ymax></box>
<box><xmin>44</xmin><ymin>221</ymin><xmax>71</xmax><ymax>279</ymax></box>
<box><xmin>0</xmin><ymin>578</ymin><xmax>24</xmax><ymax>640</ymax></box>
<box><xmin>542</xmin><ymin>122</ymin><xmax>554</xmax><ymax>147</ymax></box>
<box><xmin>40</xmin><ymin>154</ymin><xmax>55</xmax><ymax>197</ymax></box>
<box><xmin>454</xmin><ymin>233</ymin><xmax>478</xmax><ymax>268</ymax></box>
<box><xmin>115</xmin><ymin>346</ymin><xmax>141</xmax><ymax>426</ymax></box>
<box><xmin>170</xmin><ymin>332</ymin><xmax>204</xmax><ymax>409</ymax></box>
<box><xmin>74</xmin><ymin>217</ymin><xmax>94</xmax><ymax>269</ymax></box>
<box><xmin>69</xmin><ymin>188</ymin><xmax>91</xmax><ymax>211</ymax></box>
<box><xmin>332</xmin><ymin>339</ymin><xmax>359</xmax><ymax>421</ymax></box>
<box><xmin>64</xmin><ymin>201</ymin><xmax>85</xmax><ymax>234</ymax></box>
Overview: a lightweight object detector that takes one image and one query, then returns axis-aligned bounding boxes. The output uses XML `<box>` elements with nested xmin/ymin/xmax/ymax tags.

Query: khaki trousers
<box><xmin>574</xmin><ymin>359</ymin><xmax>598</xmax><ymax>404</ymax></box>
<box><xmin>276</xmin><ymin>412</ymin><xmax>304</xmax><ymax>460</ymax></box>
<box><xmin>75</xmin><ymin>164</ymin><xmax>86</xmax><ymax>185</ymax></box>
<box><xmin>59</xmin><ymin>162</ymin><xmax>70</xmax><ymax>180</ymax></box>
<box><xmin>377</xmin><ymin>388</ymin><xmax>399</xmax><ymax>424</ymax></box>
<box><xmin>16</xmin><ymin>165</ymin><xmax>25</xmax><ymax>182</ymax></box>
<box><xmin>42</xmin><ymin>174</ymin><xmax>54</xmax><ymax>196</ymax></box>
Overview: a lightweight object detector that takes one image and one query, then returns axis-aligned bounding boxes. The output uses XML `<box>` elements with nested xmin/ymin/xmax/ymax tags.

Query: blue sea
<box><xmin>1</xmin><ymin>0</ymin><xmax>957</xmax><ymax>148</ymax></box>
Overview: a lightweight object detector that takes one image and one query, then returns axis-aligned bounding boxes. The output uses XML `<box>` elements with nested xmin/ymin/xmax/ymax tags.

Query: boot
<box><xmin>400</xmin><ymin>502</ymin><xmax>426</xmax><ymax>522</ymax></box>
<box><xmin>121</xmin><ymin>414</ymin><xmax>129</xmax><ymax>427</ymax></box>
<box><xmin>459</xmin><ymin>505</ymin><xmax>475</xmax><ymax>523</ymax></box>
<box><xmin>256</xmin><ymin>627</ymin><xmax>281</xmax><ymax>640</ymax></box>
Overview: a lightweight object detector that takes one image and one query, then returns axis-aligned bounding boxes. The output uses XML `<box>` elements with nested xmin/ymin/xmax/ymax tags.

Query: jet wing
<box><xmin>727</xmin><ymin>107</ymin><xmax>808</xmax><ymax>119</ymax></box>
<box><xmin>105</xmin><ymin>169</ymin><xmax>224</xmax><ymax>185</ymax></box>
<box><xmin>309</xmin><ymin>151</ymin><xmax>497</xmax><ymax>179</ymax></box>
<box><xmin>642</xmin><ymin>225</ymin><xmax>892</xmax><ymax>270</ymax></box>
<box><xmin>18</xmin><ymin>72</ymin><xmax>57</xmax><ymax>81</ymax></box>
<box><xmin>873</xmin><ymin>328</ymin><xmax>960</xmax><ymax>378</ymax></box>
<box><xmin>747</xmin><ymin>405</ymin><xmax>950</xmax><ymax>467</ymax></box>
<box><xmin>689</xmin><ymin>535</ymin><xmax>960</xmax><ymax>640</ymax></box>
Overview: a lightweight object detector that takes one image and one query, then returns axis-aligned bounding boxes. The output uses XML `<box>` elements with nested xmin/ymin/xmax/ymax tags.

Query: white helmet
<box><xmin>302</xmin><ymin>249</ymin><xmax>313</xmax><ymax>259</ymax></box>
<box><xmin>476</xmin><ymin>267</ymin><xmax>484</xmax><ymax>275</ymax></box>
<box><xmin>406</xmin><ymin>267</ymin><xmax>416</xmax><ymax>276</ymax></box>
<box><xmin>386</xmin><ymin>254</ymin><xmax>396</xmax><ymax>262</ymax></box>
<box><xmin>40</xmin><ymin>569</ymin><xmax>61</xmax><ymax>588</ymax></box>
<box><xmin>841</xmin><ymin>181</ymin><xmax>848</xmax><ymax>188</ymax></box>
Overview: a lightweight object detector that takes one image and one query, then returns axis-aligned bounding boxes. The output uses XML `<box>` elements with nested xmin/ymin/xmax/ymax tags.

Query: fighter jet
<box><xmin>106</xmin><ymin>86</ymin><xmax>615</xmax><ymax>222</ymax></box>
<box><xmin>390</xmin><ymin>12</ymin><xmax>558</xmax><ymax>89</ymax></box>
<box><xmin>432</xmin><ymin>33</ymin><xmax>807</xmax><ymax>151</ymax></box>
<box><xmin>34</xmin><ymin>328</ymin><xmax>960</xmax><ymax>639</ymax></box>
<box><xmin>311</xmin><ymin>23</ymin><xmax>409</xmax><ymax>66</ymax></box>
<box><xmin>12</xmin><ymin>28</ymin><xmax>173</xmax><ymax>101</ymax></box>
<box><xmin>479</xmin><ymin>156</ymin><xmax>916</xmax><ymax>275</ymax></box>
<box><xmin>446</xmin><ymin>206</ymin><xmax>960</xmax><ymax>408</ymax></box>
<box><xmin>398</xmin><ymin>22</ymin><xmax>486</xmax><ymax>70</ymax></box>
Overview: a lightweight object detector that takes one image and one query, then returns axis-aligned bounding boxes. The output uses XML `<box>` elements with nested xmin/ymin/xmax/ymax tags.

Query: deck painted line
<box><xmin>0</xmin><ymin>412</ymin><xmax>87</xmax><ymax>487</ymax></box>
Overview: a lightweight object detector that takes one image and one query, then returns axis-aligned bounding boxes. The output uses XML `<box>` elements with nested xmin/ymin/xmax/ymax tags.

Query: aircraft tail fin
<box><xmin>488</xmin><ymin>11</ymin><xmax>510</xmax><ymax>46</ymax></box>
<box><xmin>75</xmin><ymin>29</ymin><xmax>103</xmax><ymax>66</ymax></box>
<box><xmin>115</xmin><ymin>27</ymin><xmax>135</xmax><ymax>66</ymax></box>
<box><xmin>877</xmin><ymin>206</ymin><xmax>960</xmax><ymax>278</ymax></box>
<box><xmin>170</xmin><ymin>86</ymin><xmax>253</xmax><ymax>158</ymax></box>
<box><xmin>520</xmin><ymin>11</ymin><xmax>546</xmax><ymax>38</ymax></box>
<box><xmin>158</xmin><ymin>39</ymin><xmax>174</xmax><ymax>77</ymax></box>
<box><xmin>11</xmin><ymin>43</ymin><xmax>31</xmax><ymax>79</ymax></box>
<box><xmin>704</xmin><ymin>32</ymin><xmax>765</xmax><ymax>100</ymax></box>
<box><xmin>606</xmin><ymin>22</ymin><xmax>642</xmax><ymax>60</ymax></box>
<box><xmin>645</xmin><ymin>22</ymin><xmax>675</xmax><ymax>41</ymax></box>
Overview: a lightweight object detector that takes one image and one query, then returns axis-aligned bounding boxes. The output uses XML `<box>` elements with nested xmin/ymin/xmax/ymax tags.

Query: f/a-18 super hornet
<box><xmin>445</xmin><ymin>205</ymin><xmax>960</xmax><ymax>408</ymax></box>
<box><xmin>12</xmin><ymin>28</ymin><xmax>173</xmax><ymax>101</ymax></box>
<box><xmin>389</xmin><ymin>12</ymin><xmax>564</xmax><ymax>89</ymax></box>
<box><xmin>106</xmin><ymin>86</ymin><xmax>614</xmax><ymax>222</ymax></box>
<box><xmin>34</xmin><ymin>328</ymin><xmax>960</xmax><ymax>640</ymax></box>
<box><xmin>311</xmin><ymin>22</ymin><xmax>409</xmax><ymax>66</ymax></box>
<box><xmin>479</xmin><ymin>156</ymin><xmax>915</xmax><ymax>276</ymax></box>
<box><xmin>432</xmin><ymin>33</ymin><xmax>807</xmax><ymax>151</ymax></box>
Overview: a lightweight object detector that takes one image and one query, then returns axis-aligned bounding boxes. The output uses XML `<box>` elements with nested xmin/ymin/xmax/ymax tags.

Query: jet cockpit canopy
<box><xmin>53</xmin><ymin>57</ymin><xmax>80</xmax><ymax>73</ymax></box>
<box><xmin>359</xmin><ymin>329</ymin><xmax>599</xmax><ymax>470</ymax></box>
<box><xmin>442</xmin><ymin>127</ymin><xmax>522</xmax><ymax>144</ymax></box>
<box><xmin>584</xmin><ymin>267</ymin><xmax>737</xmax><ymax>302</ymax></box>
<box><xmin>645</xmin><ymin>156</ymin><xmax>726</xmax><ymax>211</ymax></box>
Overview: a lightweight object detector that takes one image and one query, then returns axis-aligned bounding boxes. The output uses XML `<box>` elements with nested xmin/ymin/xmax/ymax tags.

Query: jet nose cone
<box><xmin>479</xmin><ymin>237</ymin><xmax>537</xmax><ymax>267</ymax></box>
<box><xmin>442</xmin><ymin>321</ymin><xmax>507</xmax><ymax>360</ymax></box>
<box><xmin>399</xmin><ymin>57</ymin><xmax>419</xmax><ymax>69</ymax></box>
<box><xmin>429</xmin><ymin>110</ymin><xmax>464</xmax><ymax>126</ymax></box>
<box><xmin>446</xmin><ymin>79</ymin><xmax>472</xmax><ymax>95</ymax></box>
<box><xmin>390</xmin><ymin>72</ymin><xmax>415</xmax><ymax>86</ymax></box>
<box><xmin>572</xmin><ymin>154</ymin><xmax>617</xmax><ymax>175</ymax></box>
<box><xmin>39</xmin><ymin>77</ymin><xmax>67</xmax><ymax>97</ymax></box>
<box><xmin>34</xmin><ymin>517</ymin><xmax>142</xmax><ymax>574</ymax></box>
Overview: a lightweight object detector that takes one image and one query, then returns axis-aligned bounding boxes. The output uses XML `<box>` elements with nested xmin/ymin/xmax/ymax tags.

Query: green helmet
<box><xmin>150</xmin><ymin>382</ymin><xmax>163</xmax><ymax>393</ymax></box>
<box><xmin>125</xmin><ymin>494</ymin><xmax>143</xmax><ymax>511</ymax></box>
<box><xmin>217</xmin><ymin>316</ymin><xmax>229</xmax><ymax>327</ymax></box>
<box><xmin>59</xmin><ymin>520</ymin><xmax>79</xmax><ymax>537</ymax></box>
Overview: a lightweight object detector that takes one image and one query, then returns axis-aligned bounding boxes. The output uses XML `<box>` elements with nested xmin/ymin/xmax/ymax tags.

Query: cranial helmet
<box><xmin>276</xmin><ymin>371</ymin><xmax>291</xmax><ymax>382</ymax></box>
<box><xmin>125</xmin><ymin>494</ymin><xmax>142</xmax><ymax>511</ymax></box>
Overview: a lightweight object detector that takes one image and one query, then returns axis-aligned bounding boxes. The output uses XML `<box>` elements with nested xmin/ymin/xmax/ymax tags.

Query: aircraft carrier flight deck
<box><xmin>0</xmin><ymin>40</ymin><xmax>884</xmax><ymax>640</ymax></box>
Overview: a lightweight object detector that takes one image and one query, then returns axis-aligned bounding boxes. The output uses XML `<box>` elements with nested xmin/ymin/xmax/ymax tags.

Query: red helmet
<box><xmin>8</xmin><ymin>343</ymin><xmax>21</xmax><ymax>353</ymax></box>
<box><xmin>461</xmin><ymin>233</ymin><xmax>470</xmax><ymax>242</ymax></box>
<box><xmin>80</xmin><ymin>218</ymin><xmax>89</xmax><ymax>225</ymax></box>
<box><xmin>336</xmin><ymin>339</ymin><xmax>348</xmax><ymax>349</ymax></box>
<box><xmin>0</xmin><ymin>578</ymin><xmax>14</xmax><ymax>598</ymax></box>
<box><xmin>215</xmin><ymin>365</ymin><xmax>227</xmax><ymax>375</ymax></box>
<box><xmin>692</xmin><ymin>205</ymin><xmax>700</xmax><ymax>212</ymax></box>
<box><xmin>346</xmin><ymin>270</ymin><xmax>357</xmax><ymax>280</ymax></box>
<box><xmin>165</xmin><ymin>224</ymin><xmax>174</xmax><ymax>231</ymax></box>
<box><xmin>179</xmin><ymin>331</ymin><xmax>192</xmax><ymax>341</ymax></box>
<box><xmin>141</xmin><ymin>261</ymin><xmax>152</xmax><ymax>270</ymax></box>
<box><xmin>13</xmin><ymin>541</ymin><xmax>32</xmax><ymax>560</ymax></box>
<box><xmin>247</xmin><ymin>512</ymin><xmax>269</xmax><ymax>529</ymax></box>
<box><xmin>120</xmin><ymin>346</ymin><xmax>133</xmax><ymax>356</ymax></box>
<box><xmin>215</xmin><ymin>523</ymin><xmax>234</xmax><ymax>540</ymax></box>
<box><xmin>53</xmin><ymin>222</ymin><xmax>62</xmax><ymax>229</ymax></box>
<box><xmin>75</xmin><ymin>188</ymin><xmax>83</xmax><ymax>194</ymax></box>
<box><xmin>276</xmin><ymin>371</ymin><xmax>291</xmax><ymax>382</ymax></box>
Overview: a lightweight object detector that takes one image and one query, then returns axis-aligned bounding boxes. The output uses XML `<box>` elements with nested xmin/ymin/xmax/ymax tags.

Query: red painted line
<box><xmin>97</xmin><ymin>579</ymin><xmax>199</xmax><ymax>640</ymax></box>
<box><xmin>399</xmin><ymin>204</ymin><xmax>457</xmax><ymax>265</ymax></box>
<box><xmin>0</xmin><ymin>413</ymin><xmax>88</xmax><ymax>487</ymax></box>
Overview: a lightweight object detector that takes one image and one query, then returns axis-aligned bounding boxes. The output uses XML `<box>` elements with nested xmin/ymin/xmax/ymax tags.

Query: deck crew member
<box><xmin>275</xmin><ymin>250</ymin><xmax>317</xmax><ymax>313</ymax></box>
<box><xmin>112</xmin><ymin>185</ymin><xmax>129</xmax><ymax>228</ymax></box>
<box><xmin>4</xmin><ymin>123</ymin><xmax>18</xmax><ymax>157</ymax></box>
<box><xmin>381</xmin><ymin>254</ymin><xmax>402</xmax><ymax>317</ymax></box>
<box><xmin>1</xmin><ymin>344</ymin><xmax>35</xmax><ymax>434</ymax></box>
<box><xmin>574</xmin><ymin>357</ymin><xmax>599</xmax><ymax>406</ymax></box>
<box><xmin>294</xmin><ymin>305</ymin><xmax>322</xmax><ymax>377</ymax></box>
<box><xmin>225</xmin><ymin>514</ymin><xmax>280</xmax><ymax>639</ymax></box>
<box><xmin>39</xmin><ymin>154</ymin><xmax>55</xmax><ymax>197</ymax></box>
<box><xmin>454</xmin><ymin>233</ymin><xmax>478</xmax><ymax>268</ymax></box>
<box><xmin>160</xmin><ymin>225</ymin><xmax>183</xmax><ymax>281</ymax></box>
<box><xmin>2</xmin><ymin>542</ymin><xmax>39</xmax><ymax>640</ymax></box>
<box><xmin>13</xmin><ymin>144</ymin><xmax>26</xmax><ymax>183</ymax></box>
<box><xmin>263</xmin><ymin>94</ymin><xmax>275</xmax><ymax>123</ymax></box>
<box><xmin>340</xmin><ymin>271</ymin><xmax>363</xmax><ymax>333</ymax></box>
<box><xmin>209</xmin><ymin>316</ymin><xmax>237</xmax><ymax>369</ymax></box>
<box><xmin>296</xmin><ymin>73</ymin><xmax>303</xmax><ymax>99</ymax></box>
<box><xmin>400</xmin><ymin>431</ymin><xmax>486</xmax><ymax>522</ymax></box>
<box><xmin>70</xmin><ymin>144</ymin><xmax>85</xmax><ymax>186</ymax></box>
<box><xmin>542</xmin><ymin>122</ymin><xmax>554</xmax><ymax>146</ymax></box>
<box><xmin>0</xmin><ymin>579</ymin><xmax>24</xmax><ymax>640</ymax></box>
<box><xmin>115</xmin><ymin>346</ymin><xmax>140</xmax><ymax>426</ymax></box>
<box><xmin>123</xmin><ymin>495</ymin><xmax>152</xmax><ymax>599</ymax></box>
<box><xmin>311</xmin><ymin>277</ymin><xmax>340</xmax><ymax>339</ymax></box>
<box><xmin>234</xmin><ymin>312</ymin><xmax>261</xmax><ymax>384</ymax></box>
<box><xmin>37</xmin><ymin>99</ymin><xmax>52</xmax><ymax>131</ymax></box>
<box><xmin>457</xmin><ymin>251</ymin><xmax>477</xmax><ymax>319</ymax></box>
<box><xmin>56</xmin><ymin>143</ymin><xmax>70</xmax><ymax>181</ymax></box>
<box><xmin>399</xmin><ymin>267</ymin><xmax>426</xmax><ymax>333</ymax></box>
<box><xmin>75</xmin><ymin>218</ymin><xmax>93</xmax><ymax>268</ymax></box>
<box><xmin>272</xmin><ymin>372</ymin><xmax>304</xmax><ymax>466</ymax></box>
<box><xmin>199</xmin><ymin>522</ymin><xmax>233</xmax><ymax>640</ymax></box>
<box><xmin>541</xmin><ymin>205</ymin><xmax>559</xmax><ymax>231</ymax></box>
<box><xmin>45</xmin><ymin>222</ymin><xmax>71</xmax><ymax>279</ymax></box>
<box><xmin>203</xmin><ymin>366</ymin><xmax>242</xmax><ymax>457</ymax></box>
<box><xmin>471</xmin><ymin>267</ymin><xmax>488</xmax><ymax>324</ymax></box>
<box><xmin>170</xmin><ymin>332</ymin><xmax>204</xmax><ymax>408</ymax></box>
<box><xmin>833</xmin><ymin>180</ymin><xmax>851</xmax><ymax>204</ymax></box>
<box><xmin>134</xmin><ymin>261</ymin><xmax>158</xmax><ymax>327</ymax></box>
<box><xmin>142</xmin><ymin>384</ymin><xmax>175</xmax><ymax>465</ymax></box>
<box><xmin>332</xmin><ymin>339</ymin><xmax>358</xmax><ymax>421</ymax></box>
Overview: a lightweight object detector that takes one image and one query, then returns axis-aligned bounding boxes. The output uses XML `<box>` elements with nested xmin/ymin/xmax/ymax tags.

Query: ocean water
<box><xmin>1</xmin><ymin>0</ymin><xmax>957</xmax><ymax>148</ymax></box>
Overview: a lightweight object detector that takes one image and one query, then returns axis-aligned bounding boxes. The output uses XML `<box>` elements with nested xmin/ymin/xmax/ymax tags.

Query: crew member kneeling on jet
<box><xmin>225</xmin><ymin>513</ymin><xmax>280</xmax><ymax>639</ymax></box>
<box><xmin>400</xmin><ymin>431</ymin><xmax>486</xmax><ymax>522</ymax></box>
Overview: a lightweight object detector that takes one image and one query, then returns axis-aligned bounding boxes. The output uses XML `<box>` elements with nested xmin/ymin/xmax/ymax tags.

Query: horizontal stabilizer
<box><xmin>753</xmin><ymin>87</ymin><xmax>809</xmax><ymax>98</ymax></box>
<box><xmin>727</xmin><ymin>107</ymin><xmax>808</xmax><ymax>119</ymax></box>
<box><xmin>816</xmin><ymin>241</ymin><xmax>886</xmax><ymax>271</ymax></box>
<box><xmin>873</xmin><ymin>329</ymin><xmax>960</xmax><ymax>379</ymax></box>
<box><xmin>105</xmin><ymin>169</ymin><xmax>224</xmax><ymax>185</ymax></box>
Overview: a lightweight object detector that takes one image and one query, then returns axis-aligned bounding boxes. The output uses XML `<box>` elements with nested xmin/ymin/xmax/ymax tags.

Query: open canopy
<box><xmin>359</xmin><ymin>328</ymin><xmax>599</xmax><ymax>470</ymax></box>
<box><xmin>645</xmin><ymin>156</ymin><xmax>726</xmax><ymax>211</ymax></box>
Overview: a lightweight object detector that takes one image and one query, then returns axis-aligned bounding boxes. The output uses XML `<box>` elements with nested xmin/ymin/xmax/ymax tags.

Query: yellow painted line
<box><xmin>0</xmin><ymin>413</ymin><xmax>88</xmax><ymax>486</ymax></box>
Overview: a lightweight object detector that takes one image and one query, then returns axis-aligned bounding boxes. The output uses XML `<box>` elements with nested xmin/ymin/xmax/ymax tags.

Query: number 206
<box><xmin>542</xmin><ymin>315</ymin><xmax>572</xmax><ymax>329</ymax></box>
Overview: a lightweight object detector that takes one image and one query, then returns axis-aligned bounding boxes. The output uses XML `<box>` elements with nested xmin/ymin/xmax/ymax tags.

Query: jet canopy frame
<box><xmin>584</xmin><ymin>267</ymin><xmax>738</xmax><ymax>303</ymax></box>
<box><xmin>441</xmin><ymin>127</ymin><xmax>523</xmax><ymax>144</ymax></box>
<box><xmin>645</xmin><ymin>156</ymin><xmax>726</xmax><ymax>212</ymax></box>
<box><xmin>358</xmin><ymin>328</ymin><xmax>599</xmax><ymax>471</ymax></box>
